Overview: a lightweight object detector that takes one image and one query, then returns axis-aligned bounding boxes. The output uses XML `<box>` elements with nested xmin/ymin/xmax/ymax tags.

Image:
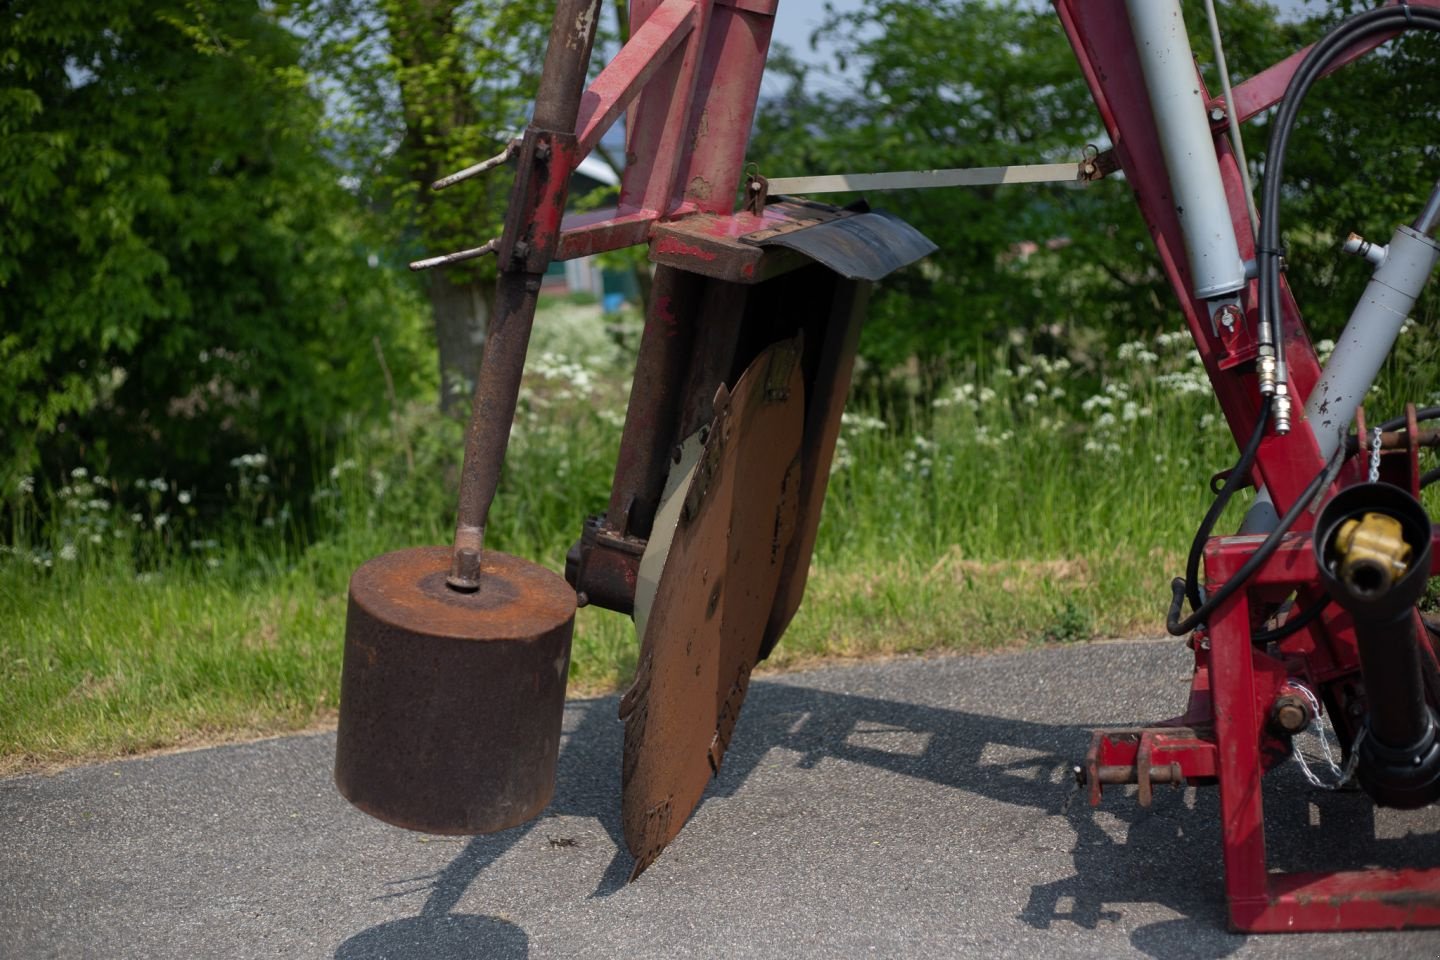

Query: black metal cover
<box><xmin>748</xmin><ymin>209</ymin><xmax>937</xmax><ymax>281</ymax></box>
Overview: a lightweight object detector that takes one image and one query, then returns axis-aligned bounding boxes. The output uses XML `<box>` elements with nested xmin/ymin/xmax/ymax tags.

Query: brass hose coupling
<box><xmin>1334</xmin><ymin>511</ymin><xmax>1412</xmax><ymax>598</ymax></box>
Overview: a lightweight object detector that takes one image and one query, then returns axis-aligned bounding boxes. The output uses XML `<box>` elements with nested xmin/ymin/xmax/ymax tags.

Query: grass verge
<box><xmin>4</xmin><ymin>306</ymin><xmax>1437</xmax><ymax>773</ymax></box>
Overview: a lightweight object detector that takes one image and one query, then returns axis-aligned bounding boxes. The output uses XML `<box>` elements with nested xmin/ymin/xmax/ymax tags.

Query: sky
<box><xmin>768</xmin><ymin>0</ymin><xmax>1320</xmax><ymax>71</ymax></box>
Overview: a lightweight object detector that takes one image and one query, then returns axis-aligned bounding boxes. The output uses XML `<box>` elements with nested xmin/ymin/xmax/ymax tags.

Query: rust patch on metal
<box><xmin>335</xmin><ymin>546</ymin><xmax>576</xmax><ymax>835</ymax></box>
<box><xmin>621</xmin><ymin>337</ymin><xmax>805</xmax><ymax>877</ymax></box>
<box><xmin>654</xmin><ymin>235</ymin><xmax>720</xmax><ymax>262</ymax></box>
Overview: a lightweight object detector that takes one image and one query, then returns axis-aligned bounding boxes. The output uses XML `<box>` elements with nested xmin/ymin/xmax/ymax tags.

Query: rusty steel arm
<box><xmin>447</xmin><ymin>0</ymin><xmax>603</xmax><ymax>591</ymax></box>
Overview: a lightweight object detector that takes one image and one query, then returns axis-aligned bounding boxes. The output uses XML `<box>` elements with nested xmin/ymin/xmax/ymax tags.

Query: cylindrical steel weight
<box><xmin>334</xmin><ymin>546</ymin><xmax>576</xmax><ymax>834</ymax></box>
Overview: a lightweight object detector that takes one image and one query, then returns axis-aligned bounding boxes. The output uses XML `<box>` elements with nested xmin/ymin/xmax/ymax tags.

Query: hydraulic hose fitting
<box><xmin>1272</xmin><ymin>382</ymin><xmax>1292</xmax><ymax>435</ymax></box>
<box><xmin>1334</xmin><ymin>511</ymin><xmax>1412</xmax><ymax>599</ymax></box>
<box><xmin>1257</xmin><ymin>349</ymin><xmax>1278</xmax><ymax>397</ymax></box>
<box><xmin>1315</xmin><ymin>482</ymin><xmax>1440</xmax><ymax>808</ymax></box>
<box><xmin>1342</xmin><ymin>232</ymin><xmax>1388</xmax><ymax>267</ymax></box>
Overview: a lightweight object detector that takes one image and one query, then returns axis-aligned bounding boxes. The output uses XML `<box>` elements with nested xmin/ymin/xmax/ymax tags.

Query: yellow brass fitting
<box><xmin>1334</xmin><ymin>511</ymin><xmax>1412</xmax><ymax>597</ymax></box>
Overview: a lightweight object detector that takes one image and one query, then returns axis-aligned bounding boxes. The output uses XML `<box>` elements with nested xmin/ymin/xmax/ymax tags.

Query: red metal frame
<box><xmin>536</xmin><ymin>0</ymin><xmax>1440</xmax><ymax>931</ymax></box>
<box><xmin>1056</xmin><ymin>0</ymin><xmax>1440</xmax><ymax>932</ymax></box>
<box><xmin>554</xmin><ymin>0</ymin><xmax>778</xmax><ymax>261</ymax></box>
<box><xmin>1198</xmin><ymin>530</ymin><xmax>1440</xmax><ymax>931</ymax></box>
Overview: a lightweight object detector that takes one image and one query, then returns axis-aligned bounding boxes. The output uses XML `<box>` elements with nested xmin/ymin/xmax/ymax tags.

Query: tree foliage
<box><xmin>0</xmin><ymin>0</ymin><xmax>428</xmax><ymax>501</ymax></box>
<box><xmin>279</xmin><ymin>0</ymin><xmax>554</xmax><ymax>411</ymax></box>
<box><xmin>1270</xmin><ymin>1</ymin><xmax>1439</xmax><ymax>338</ymax></box>
<box><xmin>747</xmin><ymin>0</ymin><xmax>1436</xmax><ymax>382</ymax></box>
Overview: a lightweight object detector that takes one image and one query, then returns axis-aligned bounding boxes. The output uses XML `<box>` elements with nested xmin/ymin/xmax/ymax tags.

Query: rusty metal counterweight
<box><xmin>335</xmin><ymin>547</ymin><xmax>576</xmax><ymax>834</ymax></box>
<box><xmin>334</xmin><ymin>0</ymin><xmax>600</xmax><ymax>839</ymax></box>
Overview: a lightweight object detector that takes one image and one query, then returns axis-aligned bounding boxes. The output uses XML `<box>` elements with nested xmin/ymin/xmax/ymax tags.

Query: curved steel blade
<box><xmin>620</xmin><ymin>335</ymin><xmax>805</xmax><ymax>879</ymax></box>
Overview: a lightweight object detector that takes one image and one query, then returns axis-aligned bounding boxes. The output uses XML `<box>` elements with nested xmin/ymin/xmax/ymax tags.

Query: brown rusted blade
<box><xmin>621</xmin><ymin>336</ymin><xmax>805</xmax><ymax>878</ymax></box>
<box><xmin>335</xmin><ymin>546</ymin><xmax>576</xmax><ymax>835</ymax></box>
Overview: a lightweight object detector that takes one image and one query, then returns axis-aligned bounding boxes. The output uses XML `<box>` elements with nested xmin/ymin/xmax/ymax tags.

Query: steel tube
<box><xmin>1303</xmin><ymin>224</ymin><xmax>1440</xmax><ymax>459</ymax></box>
<box><xmin>449</xmin><ymin>274</ymin><xmax>545</xmax><ymax>587</ymax></box>
<box><xmin>532</xmin><ymin>0</ymin><xmax>603</xmax><ymax>133</ymax></box>
<box><xmin>1124</xmin><ymin>0</ymin><xmax>1247</xmax><ymax>301</ymax></box>
<box><xmin>1415</xmin><ymin>178</ymin><xmax>1440</xmax><ymax>237</ymax></box>
<box><xmin>446</xmin><ymin>0</ymin><xmax>601</xmax><ymax>590</ymax></box>
<box><xmin>1356</xmin><ymin>614</ymin><xmax>1430</xmax><ymax>750</ymax></box>
<box><xmin>603</xmin><ymin>267</ymin><xmax>701</xmax><ymax>538</ymax></box>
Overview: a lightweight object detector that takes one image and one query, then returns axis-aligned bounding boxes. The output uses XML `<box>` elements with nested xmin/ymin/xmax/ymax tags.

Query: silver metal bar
<box><xmin>1415</xmin><ymin>177</ymin><xmax>1440</xmax><ymax>237</ymax></box>
<box><xmin>408</xmin><ymin>238</ymin><xmax>500</xmax><ymax>272</ymax></box>
<box><xmin>1125</xmin><ymin>0</ymin><xmax>1247</xmax><ymax>302</ymax></box>
<box><xmin>1305</xmin><ymin>224</ymin><xmax>1440</xmax><ymax>459</ymax></box>
<box><xmin>763</xmin><ymin>162</ymin><xmax>1086</xmax><ymax>195</ymax></box>
<box><xmin>431</xmin><ymin>139</ymin><xmax>521</xmax><ymax>192</ymax></box>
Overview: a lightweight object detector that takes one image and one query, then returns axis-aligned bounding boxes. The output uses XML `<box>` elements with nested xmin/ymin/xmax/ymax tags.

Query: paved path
<box><xmin>5</xmin><ymin>639</ymin><xmax>1440</xmax><ymax>959</ymax></box>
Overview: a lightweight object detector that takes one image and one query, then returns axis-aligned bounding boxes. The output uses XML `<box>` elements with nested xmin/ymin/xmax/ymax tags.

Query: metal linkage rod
<box><xmin>763</xmin><ymin>161</ymin><xmax>1093</xmax><ymax>195</ymax></box>
<box><xmin>432</xmin><ymin>139</ymin><xmax>521</xmax><ymax>192</ymax></box>
<box><xmin>408</xmin><ymin>239</ymin><xmax>499</xmax><ymax>271</ymax></box>
<box><xmin>447</xmin><ymin>0</ymin><xmax>602</xmax><ymax>592</ymax></box>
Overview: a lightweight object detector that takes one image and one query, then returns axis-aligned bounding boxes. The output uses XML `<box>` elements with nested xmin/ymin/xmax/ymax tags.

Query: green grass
<box><xmin>4</xmin><ymin>306</ymin><xmax>1438</xmax><ymax>773</ymax></box>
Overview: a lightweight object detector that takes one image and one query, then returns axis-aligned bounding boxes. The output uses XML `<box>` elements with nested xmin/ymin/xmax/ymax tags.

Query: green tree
<box><xmin>1270</xmin><ymin>1</ymin><xmax>1439</xmax><ymax>339</ymax></box>
<box><xmin>280</xmin><ymin>0</ymin><xmax>553</xmax><ymax>414</ymax></box>
<box><xmin>0</xmin><ymin>0</ymin><xmax>428</xmax><ymax>500</ymax></box>
<box><xmin>750</xmin><ymin>0</ymin><xmax>1156</xmax><ymax>382</ymax></box>
<box><xmin>747</xmin><ymin>1</ymin><xmax>1434</xmax><ymax>384</ymax></box>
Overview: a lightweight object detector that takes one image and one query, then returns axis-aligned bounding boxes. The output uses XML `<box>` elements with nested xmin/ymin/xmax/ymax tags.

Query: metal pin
<box><xmin>409</xmin><ymin>238</ymin><xmax>500</xmax><ymax>272</ymax></box>
<box><xmin>431</xmin><ymin>139</ymin><xmax>521</xmax><ymax>191</ymax></box>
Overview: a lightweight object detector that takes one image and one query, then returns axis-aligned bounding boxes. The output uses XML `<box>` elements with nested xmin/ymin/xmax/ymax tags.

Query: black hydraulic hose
<box><xmin>1379</xmin><ymin>406</ymin><xmax>1440</xmax><ymax>433</ymax></box>
<box><xmin>1251</xmin><ymin>595</ymin><xmax>1330</xmax><ymax>645</ymax></box>
<box><xmin>1257</xmin><ymin>7</ymin><xmax>1440</xmax><ymax>361</ymax></box>
<box><xmin>1167</xmin><ymin>440</ymin><xmax>1345</xmax><ymax>636</ymax></box>
<box><xmin>1168</xmin><ymin>7</ymin><xmax>1440</xmax><ymax>638</ymax></box>
<box><xmin>1184</xmin><ymin>399</ymin><xmax>1274</xmax><ymax>613</ymax></box>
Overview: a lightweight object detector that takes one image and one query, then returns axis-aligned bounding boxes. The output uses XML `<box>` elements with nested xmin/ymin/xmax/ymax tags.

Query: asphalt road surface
<box><xmin>5</xmin><ymin>638</ymin><xmax>1440</xmax><ymax>959</ymax></box>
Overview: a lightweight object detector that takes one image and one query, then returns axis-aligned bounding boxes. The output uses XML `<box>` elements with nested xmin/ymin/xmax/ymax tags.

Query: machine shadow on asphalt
<box><xmin>335</xmin><ymin>675</ymin><xmax>1440</xmax><ymax>959</ymax></box>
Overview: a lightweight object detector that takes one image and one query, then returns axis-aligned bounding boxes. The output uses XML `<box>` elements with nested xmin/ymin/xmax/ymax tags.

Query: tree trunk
<box><xmin>430</xmin><ymin>271</ymin><xmax>493</xmax><ymax>417</ymax></box>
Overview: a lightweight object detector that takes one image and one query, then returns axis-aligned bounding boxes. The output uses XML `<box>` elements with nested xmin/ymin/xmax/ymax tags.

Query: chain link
<box><xmin>1289</xmin><ymin>680</ymin><xmax>1365</xmax><ymax>790</ymax></box>
<box><xmin>1369</xmin><ymin>425</ymin><xmax>1383</xmax><ymax>483</ymax></box>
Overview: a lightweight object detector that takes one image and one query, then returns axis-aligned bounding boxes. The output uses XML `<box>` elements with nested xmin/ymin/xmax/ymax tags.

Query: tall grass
<box><xmin>3</xmin><ymin>303</ymin><xmax>1437</xmax><ymax>771</ymax></box>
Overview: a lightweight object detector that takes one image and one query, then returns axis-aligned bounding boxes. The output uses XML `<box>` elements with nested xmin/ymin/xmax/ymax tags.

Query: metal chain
<box><xmin>1369</xmin><ymin>425</ymin><xmax>1383</xmax><ymax>483</ymax></box>
<box><xmin>1289</xmin><ymin>680</ymin><xmax>1365</xmax><ymax>789</ymax></box>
